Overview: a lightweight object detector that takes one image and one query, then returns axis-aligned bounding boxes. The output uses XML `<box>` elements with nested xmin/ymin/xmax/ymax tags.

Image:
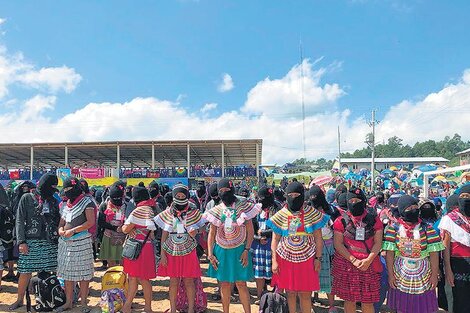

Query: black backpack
<box><xmin>259</xmin><ymin>290</ymin><xmax>288</xmax><ymax>313</ymax></box>
<box><xmin>27</xmin><ymin>271</ymin><xmax>66</xmax><ymax>312</ymax></box>
<box><xmin>0</xmin><ymin>205</ymin><xmax>15</xmax><ymax>249</ymax></box>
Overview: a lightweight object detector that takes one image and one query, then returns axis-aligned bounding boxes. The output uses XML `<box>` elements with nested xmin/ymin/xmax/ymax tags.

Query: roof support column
<box><xmin>187</xmin><ymin>144</ymin><xmax>191</xmax><ymax>179</ymax></box>
<box><xmin>151</xmin><ymin>144</ymin><xmax>155</xmax><ymax>169</ymax></box>
<box><xmin>256</xmin><ymin>143</ymin><xmax>260</xmax><ymax>179</ymax></box>
<box><xmin>116</xmin><ymin>144</ymin><xmax>120</xmax><ymax>177</ymax></box>
<box><xmin>30</xmin><ymin>146</ymin><xmax>34</xmax><ymax>180</ymax></box>
<box><xmin>64</xmin><ymin>145</ymin><xmax>68</xmax><ymax>168</ymax></box>
<box><xmin>221</xmin><ymin>143</ymin><xmax>225</xmax><ymax>178</ymax></box>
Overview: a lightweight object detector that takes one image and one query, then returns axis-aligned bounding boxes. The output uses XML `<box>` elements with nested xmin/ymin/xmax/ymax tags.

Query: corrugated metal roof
<box><xmin>340</xmin><ymin>157</ymin><xmax>449</xmax><ymax>163</ymax></box>
<box><xmin>0</xmin><ymin>139</ymin><xmax>262</xmax><ymax>168</ymax></box>
<box><xmin>456</xmin><ymin>148</ymin><xmax>470</xmax><ymax>155</ymax></box>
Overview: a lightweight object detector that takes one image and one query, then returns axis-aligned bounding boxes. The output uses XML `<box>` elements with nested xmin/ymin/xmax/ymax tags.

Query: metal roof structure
<box><xmin>340</xmin><ymin>157</ymin><xmax>449</xmax><ymax>163</ymax></box>
<box><xmin>456</xmin><ymin>148</ymin><xmax>470</xmax><ymax>156</ymax></box>
<box><xmin>0</xmin><ymin>139</ymin><xmax>263</xmax><ymax>169</ymax></box>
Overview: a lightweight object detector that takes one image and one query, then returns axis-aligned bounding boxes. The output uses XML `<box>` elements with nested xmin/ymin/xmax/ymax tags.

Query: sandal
<box><xmin>9</xmin><ymin>302</ymin><xmax>23</xmax><ymax>311</ymax></box>
<box><xmin>81</xmin><ymin>307</ymin><xmax>91</xmax><ymax>313</ymax></box>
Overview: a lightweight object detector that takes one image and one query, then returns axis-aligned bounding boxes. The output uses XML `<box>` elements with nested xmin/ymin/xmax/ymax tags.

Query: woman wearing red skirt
<box><xmin>267</xmin><ymin>181</ymin><xmax>329</xmax><ymax>313</ymax></box>
<box><xmin>154</xmin><ymin>184</ymin><xmax>206</xmax><ymax>313</ymax></box>
<box><xmin>122</xmin><ymin>186</ymin><xmax>157</xmax><ymax>313</ymax></box>
<box><xmin>332</xmin><ymin>187</ymin><xmax>383</xmax><ymax>313</ymax></box>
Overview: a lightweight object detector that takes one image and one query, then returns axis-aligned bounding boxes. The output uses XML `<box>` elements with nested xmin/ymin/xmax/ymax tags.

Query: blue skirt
<box><xmin>208</xmin><ymin>244</ymin><xmax>254</xmax><ymax>283</ymax></box>
<box><xmin>18</xmin><ymin>239</ymin><xmax>58</xmax><ymax>273</ymax></box>
<box><xmin>319</xmin><ymin>240</ymin><xmax>334</xmax><ymax>293</ymax></box>
<box><xmin>251</xmin><ymin>238</ymin><xmax>272</xmax><ymax>279</ymax></box>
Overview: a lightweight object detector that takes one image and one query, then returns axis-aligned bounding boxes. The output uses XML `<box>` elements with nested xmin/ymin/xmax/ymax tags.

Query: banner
<box><xmin>57</xmin><ymin>168</ymin><xmax>71</xmax><ymax>181</ymax></box>
<box><xmin>9</xmin><ymin>170</ymin><xmax>20</xmax><ymax>180</ymax></box>
<box><xmin>80</xmin><ymin>168</ymin><xmax>105</xmax><ymax>179</ymax></box>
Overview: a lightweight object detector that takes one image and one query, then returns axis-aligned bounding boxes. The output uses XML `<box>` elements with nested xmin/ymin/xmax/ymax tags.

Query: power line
<box><xmin>300</xmin><ymin>39</ymin><xmax>307</xmax><ymax>160</ymax></box>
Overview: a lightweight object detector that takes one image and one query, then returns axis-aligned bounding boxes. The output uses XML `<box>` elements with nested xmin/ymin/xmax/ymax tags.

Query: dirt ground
<box><xmin>0</xmin><ymin>260</ymin><xmax>393</xmax><ymax>313</ymax></box>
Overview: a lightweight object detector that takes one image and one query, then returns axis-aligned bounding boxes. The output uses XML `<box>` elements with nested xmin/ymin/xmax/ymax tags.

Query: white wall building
<box><xmin>337</xmin><ymin>157</ymin><xmax>449</xmax><ymax>171</ymax></box>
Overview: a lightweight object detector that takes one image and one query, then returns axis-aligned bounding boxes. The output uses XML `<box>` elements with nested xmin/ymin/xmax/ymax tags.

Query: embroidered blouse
<box><xmin>203</xmin><ymin>199</ymin><xmax>259</xmax><ymax>249</ymax></box>
<box><xmin>438</xmin><ymin>210</ymin><xmax>470</xmax><ymax>258</ymax></box>
<box><xmin>154</xmin><ymin>206</ymin><xmax>206</xmax><ymax>256</ymax></box>
<box><xmin>267</xmin><ymin>205</ymin><xmax>329</xmax><ymax>263</ymax></box>
<box><xmin>382</xmin><ymin>222</ymin><xmax>444</xmax><ymax>258</ymax></box>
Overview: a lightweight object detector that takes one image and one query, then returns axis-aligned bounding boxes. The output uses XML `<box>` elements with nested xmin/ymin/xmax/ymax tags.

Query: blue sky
<box><xmin>0</xmin><ymin>1</ymin><xmax>469</xmax><ymax>164</ymax></box>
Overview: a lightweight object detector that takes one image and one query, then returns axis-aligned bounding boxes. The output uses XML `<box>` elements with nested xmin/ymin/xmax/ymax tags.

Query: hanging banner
<box><xmin>80</xmin><ymin>168</ymin><xmax>105</xmax><ymax>179</ymax></box>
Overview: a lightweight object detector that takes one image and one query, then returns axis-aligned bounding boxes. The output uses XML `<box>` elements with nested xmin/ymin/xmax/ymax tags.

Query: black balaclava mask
<box><xmin>196</xmin><ymin>184</ymin><xmax>206</xmax><ymax>198</ymax></box>
<box><xmin>172</xmin><ymin>183</ymin><xmax>189</xmax><ymax>211</ymax></box>
<box><xmin>458</xmin><ymin>185</ymin><xmax>470</xmax><ymax>217</ymax></box>
<box><xmin>376</xmin><ymin>191</ymin><xmax>385</xmax><ymax>204</ymax></box>
<box><xmin>161</xmin><ymin>184</ymin><xmax>170</xmax><ymax>197</ymax></box>
<box><xmin>309</xmin><ymin>185</ymin><xmax>328</xmax><ymax>210</ymax></box>
<box><xmin>148</xmin><ymin>181</ymin><xmax>159</xmax><ymax>198</ymax></box>
<box><xmin>208</xmin><ymin>183</ymin><xmax>220</xmax><ymax>205</ymax></box>
<box><xmin>63</xmin><ymin>177</ymin><xmax>83</xmax><ymax>202</ymax></box>
<box><xmin>285</xmin><ymin>182</ymin><xmax>305</xmax><ymax>212</ymax></box>
<box><xmin>274</xmin><ymin>187</ymin><xmax>286</xmax><ymax>203</ymax></box>
<box><xmin>125</xmin><ymin>185</ymin><xmax>133</xmax><ymax>199</ymax></box>
<box><xmin>132</xmin><ymin>186</ymin><xmax>150</xmax><ymax>205</ymax></box>
<box><xmin>79</xmin><ymin>179</ymin><xmax>90</xmax><ymax>194</ymax></box>
<box><xmin>337</xmin><ymin>193</ymin><xmax>348</xmax><ymax>210</ymax></box>
<box><xmin>335</xmin><ymin>183</ymin><xmax>347</xmax><ymax>202</ymax></box>
<box><xmin>217</xmin><ymin>178</ymin><xmax>237</xmax><ymax>206</ymax></box>
<box><xmin>164</xmin><ymin>192</ymin><xmax>173</xmax><ymax>207</ymax></box>
<box><xmin>110</xmin><ymin>183</ymin><xmax>125</xmax><ymax>206</ymax></box>
<box><xmin>37</xmin><ymin>173</ymin><xmax>58</xmax><ymax>199</ymax></box>
<box><xmin>446</xmin><ymin>194</ymin><xmax>459</xmax><ymax>212</ymax></box>
<box><xmin>346</xmin><ymin>187</ymin><xmax>366</xmax><ymax>216</ymax></box>
<box><xmin>258</xmin><ymin>186</ymin><xmax>275</xmax><ymax>209</ymax></box>
<box><xmin>238</xmin><ymin>187</ymin><xmax>249</xmax><ymax>199</ymax></box>
<box><xmin>419</xmin><ymin>201</ymin><xmax>437</xmax><ymax>220</ymax></box>
<box><xmin>398</xmin><ymin>195</ymin><xmax>419</xmax><ymax>223</ymax></box>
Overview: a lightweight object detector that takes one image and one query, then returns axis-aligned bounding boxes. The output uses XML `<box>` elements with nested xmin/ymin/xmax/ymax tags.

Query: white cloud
<box><xmin>17</xmin><ymin>66</ymin><xmax>82</xmax><ymax>94</ymax></box>
<box><xmin>0</xmin><ymin>40</ymin><xmax>468</xmax><ymax>164</ymax></box>
<box><xmin>0</xmin><ymin>18</ymin><xmax>6</xmax><ymax>25</ymax></box>
<box><xmin>218</xmin><ymin>73</ymin><xmax>234</xmax><ymax>92</ymax></box>
<box><xmin>242</xmin><ymin>59</ymin><xmax>345</xmax><ymax>117</ymax></box>
<box><xmin>0</xmin><ymin>45</ymin><xmax>82</xmax><ymax>99</ymax></box>
<box><xmin>201</xmin><ymin>102</ymin><xmax>218</xmax><ymax>113</ymax></box>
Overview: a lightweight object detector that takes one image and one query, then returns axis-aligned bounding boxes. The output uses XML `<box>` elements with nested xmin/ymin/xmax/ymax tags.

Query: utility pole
<box><xmin>299</xmin><ymin>40</ymin><xmax>307</xmax><ymax>161</ymax></box>
<box><xmin>368</xmin><ymin>110</ymin><xmax>379</xmax><ymax>192</ymax></box>
<box><xmin>337</xmin><ymin>126</ymin><xmax>341</xmax><ymax>171</ymax></box>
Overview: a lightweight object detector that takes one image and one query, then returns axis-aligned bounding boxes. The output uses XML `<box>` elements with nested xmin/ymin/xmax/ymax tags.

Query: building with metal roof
<box><xmin>0</xmin><ymin>139</ymin><xmax>262</xmax><ymax>180</ymax></box>
<box><xmin>338</xmin><ymin>157</ymin><xmax>449</xmax><ymax>171</ymax></box>
<box><xmin>457</xmin><ymin>148</ymin><xmax>470</xmax><ymax>165</ymax></box>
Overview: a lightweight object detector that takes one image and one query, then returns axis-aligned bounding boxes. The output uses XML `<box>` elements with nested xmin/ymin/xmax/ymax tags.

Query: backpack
<box><xmin>259</xmin><ymin>290</ymin><xmax>288</xmax><ymax>313</ymax></box>
<box><xmin>100</xmin><ymin>288</ymin><xmax>126</xmax><ymax>313</ymax></box>
<box><xmin>101</xmin><ymin>266</ymin><xmax>128</xmax><ymax>293</ymax></box>
<box><xmin>176</xmin><ymin>277</ymin><xmax>207</xmax><ymax>313</ymax></box>
<box><xmin>27</xmin><ymin>271</ymin><xmax>66</xmax><ymax>312</ymax></box>
<box><xmin>0</xmin><ymin>205</ymin><xmax>15</xmax><ymax>249</ymax></box>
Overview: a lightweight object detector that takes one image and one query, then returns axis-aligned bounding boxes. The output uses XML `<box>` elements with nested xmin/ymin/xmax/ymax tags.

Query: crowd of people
<box><xmin>0</xmin><ymin>173</ymin><xmax>469</xmax><ymax>313</ymax></box>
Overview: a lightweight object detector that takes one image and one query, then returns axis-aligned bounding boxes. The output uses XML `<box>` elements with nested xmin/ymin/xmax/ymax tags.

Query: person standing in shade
<box><xmin>439</xmin><ymin>184</ymin><xmax>470</xmax><ymax>313</ymax></box>
<box><xmin>121</xmin><ymin>186</ymin><xmax>156</xmax><ymax>313</ymax></box>
<box><xmin>9</xmin><ymin>174</ymin><xmax>61</xmax><ymax>311</ymax></box>
<box><xmin>56</xmin><ymin>177</ymin><xmax>96</xmax><ymax>313</ymax></box>
<box><xmin>383</xmin><ymin>195</ymin><xmax>444</xmax><ymax>313</ymax></box>
<box><xmin>268</xmin><ymin>182</ymin><xmax>328</xmax><ymax>313</ymax></box>
<box><xmin>204</xmin><ymin>178</ymin><xmax>259</xmax><ymax>313</ymax></box>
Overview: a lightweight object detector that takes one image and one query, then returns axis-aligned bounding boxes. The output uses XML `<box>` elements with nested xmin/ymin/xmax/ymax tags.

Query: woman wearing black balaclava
<box><xmin>438</xmin><ymin>184</ymin><xmax>470</xmax><ymax>313</ymax></box>
<box><xmin>308</xmin><ymin>185</ymin><xmax>339</xmax><ymax>311</ymax></box>
<box><xmin>267</xmin><ymin>182</ymin><xmax>328</xmax><ymax>313</ymax></box>
<box><xmin>418</xmin><ymin>199</ymin><xmax>438</xmax><ymax>226</ymax></box>
<box><xmin>57</xmin><ymin>177</ymin><xmax>96</xmax><ymax>312</ymax></box>
<box><xmin>251</xmin><ymin>186</ymin><xmax>281</xmax><ymax>300</ymax></box>
<box><xmin>204</xmin><ymin>178</ymin><xmax>259</xmax><ymax>313</ymax></box>
<box><xmin>154</xmin><ymin>183</ymin><xmax>206</xmax><ymax>313</ymax></box>
<box><xmin>98</xmin><ymin>183</ymin><xmax>127</xmax><ymax>267</ymax></box>
<box><xmin>331</xmin><ymin>187</ymin><xmax>383</xmax><ymax>313</ymax></box>
<box><xmin>9</xmin><ymin>173</ymin><xmax>61</xmax><ymax>311</ymax></box>
<box><xmin>384</xmin><ymin>195</ymin><xmax>444</xmax><ymax>313</ymax></box>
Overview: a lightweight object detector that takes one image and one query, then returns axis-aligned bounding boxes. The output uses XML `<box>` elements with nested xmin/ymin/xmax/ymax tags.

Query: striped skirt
<box><xmin>57</xmin><ymin>234</ymin><xmax>94</xmax><ymax>281</ymax></box>
<box><xmin>319</xmin><ymin>239</ymin><xmax>334</xmax><ymax>293</ymax></box>
<box><xmin>18</xmin><ymin>239</ymin><xmax>58</xmax><ymax>273</ymax></box>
